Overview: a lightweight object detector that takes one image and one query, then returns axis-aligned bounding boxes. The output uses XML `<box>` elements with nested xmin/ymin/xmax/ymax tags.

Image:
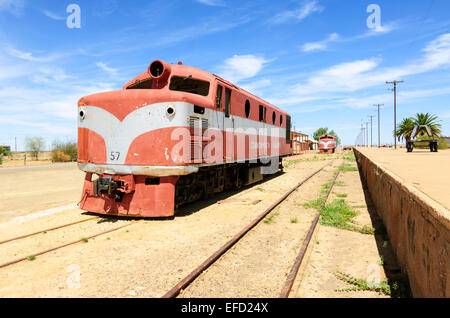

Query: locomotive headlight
<box><xmin>166</xmin><ymin>105</ymin><xmax>176</xmax><ymax>117</ymax></box>
<box><xmin>79</xmin><ymin>107</ymin><xmax>86</xmax><ymax>120</ymax></box>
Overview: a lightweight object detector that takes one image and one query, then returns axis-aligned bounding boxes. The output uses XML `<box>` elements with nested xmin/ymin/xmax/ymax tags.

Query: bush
<box><xmin>51</xmin><ymin>150</ymin><xmax>71</xmax><ymax>162</ymax></box>
<box><xmin>51</xmin><ymin>140</ymin><xmax>77</xmax><ymax>162</ymax></box>
<box><xmin>0</xmin><ymin>154</ymin><xmax>3</xmax><ymax>165</ymax></box>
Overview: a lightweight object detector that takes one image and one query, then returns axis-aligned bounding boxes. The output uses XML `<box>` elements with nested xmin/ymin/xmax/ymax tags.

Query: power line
<box><xmin>386</xmin><ymin>80</ymin><xmax>404</xmax><ymax>149</ymax></box>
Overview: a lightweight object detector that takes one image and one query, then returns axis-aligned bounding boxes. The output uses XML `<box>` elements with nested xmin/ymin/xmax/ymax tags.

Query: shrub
<box><xmin>51</xmin><ymin>150</ymin><xmax>71</xmax><ymax>162</ymax></box>
<box><xmin>51</xmin><ymin>140</ymin><xmax>77</xmax><ymax>162</ymax></box>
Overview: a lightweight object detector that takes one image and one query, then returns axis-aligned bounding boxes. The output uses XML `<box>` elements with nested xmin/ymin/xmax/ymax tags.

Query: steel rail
<box><xmin>0</xmin><ymin>216</ymin><xmax>100</xmax><ymax>245</ymax></box>
<box><xmin>0</xmin><ymin>220</ymin><xmax>141</xmax><ymax>269</ymax></box>
<box><xmin>162</xmin><ymin>162</ymin><xmax>332</xmax><ymax>298</ymax></box>
<box><xmin>279</xmin><ymin>168</ymin><xmax>341</xmax><ymax>298</ymax></box>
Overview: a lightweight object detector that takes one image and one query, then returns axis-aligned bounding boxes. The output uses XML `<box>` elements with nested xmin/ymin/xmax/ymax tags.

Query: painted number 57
<box><xmin>110</xmin><ymin>151</ymin><xmax>120</xmax><ymax>161</ymax></box>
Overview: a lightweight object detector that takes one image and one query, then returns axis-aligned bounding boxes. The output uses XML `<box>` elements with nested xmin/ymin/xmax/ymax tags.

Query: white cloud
<box><xmin>289</xmin><ymin>33</ymin><xmax>450</xmax><ymax>98</ymax></box>
<box><xmin>30</xmin><ymin>66</ymin><xmax>73</xmax><ymax>83</ymax></box>
<box><xmin>219</xmin><ymin>55</ymin><xmax>271</xmax><ymax>83</ymax></box>
<box><xmin>6</xmin><ymin>47</ymin><xmax>60</xmax><ymax>62</ymax></box>
<box><xmin>301</xmin><ymin>33</ymin><xmax>339</xmax><ymax>52</ymax></box>
<box><xmin>195</xmin><ymin>0</ymin><xmax>225</xmax><ymax>7</ymax></box>
<box><xmin>0</xmin><ymin>0</ymin><xmax>25</xmax><ymax>15</ymax></box>
<box><xmin>41</xmin><ymin>9</ymin><xmax>65</xmax><ymax>20</ymax></box>
<box><xmin>96</xmin><ymin>62</ymin><xmax>118</xmax><ymax>76</ymax></box>
<box><xmin>240</xmin><ymin>79</ymin><xmax>271</xmax><ymax>92</ymax></box>
<box><xmin>358</xmin><ymin>22</ymin><xmax>398</xmax><ymax>39</ymax></box>
<box><xmin>297</xmin><ymin>0</ymin><xmax>323</xmax><ymax>20</ymax></box>
<box><xmin>291</xmin><ymin>58</ymin><xmax>382</xmax><ymax>95</ymax></box>
<box><xmin>270</xmin><ymin>0</ymin><xmax>324</xmax><ymax>24</ymax></box>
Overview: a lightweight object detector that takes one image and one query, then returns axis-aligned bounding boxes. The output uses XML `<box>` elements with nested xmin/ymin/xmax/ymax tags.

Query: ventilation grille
<box><xmin>189</xmin><ymin>116</ymin><xmax>209</xmax><ymax>162</ymax></box>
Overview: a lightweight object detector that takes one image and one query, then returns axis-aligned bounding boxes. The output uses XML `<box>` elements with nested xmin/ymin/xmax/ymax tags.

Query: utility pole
<box><xmin>366</xmin><ymin>122</ymin><xmax>369</xmax><ymax>147</ymax></box>
<box><xmin>386</xmin><ymin>80</ymin><xmax>404</xmax><ymax>149</ymax></box>
<box><xmin>373</xmin><ymin>104</ymin><xmax>384</xmax><ymax>148</ymax></box>
<box><xmin>361</xmin><ymin>123</ymin><xmax>364</xmax><ymax>147</ymax></box>
<box><xmin>368</xmin><ymin>115</ymin><xmax>375</xmax><ymax>147</ymax></box>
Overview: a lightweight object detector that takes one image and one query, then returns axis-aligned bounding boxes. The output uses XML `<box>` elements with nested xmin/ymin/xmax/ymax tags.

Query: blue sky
<box><xmin>0</xmin><ymin>0</ymin><xmax>449</xmax><ymax>150</ymax></box>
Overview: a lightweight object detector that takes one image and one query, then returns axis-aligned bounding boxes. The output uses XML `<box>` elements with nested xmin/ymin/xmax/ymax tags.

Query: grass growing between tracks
<box><xmin>283</xmin><ymin>155</ymin><xmax>330</xmax><ymax>169</ymax></box>
<box><xmin>263</xmin><ymin>211</ymin><xmax>279</xmax><ymax>224</ymax></box>
<box><xmin>339</xmin><ymin>163</ymin><xmax>359</xmax><ymax>172</ymax></box>
<box><xmin>342</xmin><ymin>151</ymin><xmax>356</xmax><ymax>162</ymax></box>
<box><xmin>320</xmin><ymin>199</ymin><xmax>375</xmax><ymax>235</ymax></box>
<box><xmin>301</xmin><ymin>195</ymin><xmax>375</xmax><ymax>235</ymax></box>
<box><xmin>334</xmin><ymin>271</ymin><xmax>411</xmax><ymax>298</ymax></box>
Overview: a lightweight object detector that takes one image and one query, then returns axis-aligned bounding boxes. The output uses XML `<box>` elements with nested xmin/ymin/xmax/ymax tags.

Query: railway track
<box><xmin>0</xmin><ymin>215</ymin><xmax>142</xmax><ymax>269</ymax></box>
<box><xmin>162</xmin><ymin>161</ymin><xmax>339</xmax><ymax>298</ymax></box>
<box><xmin>0</xmin><ymin>158</ymin><xmax>339</xmax><ymax>296</ymax></box>
<box><xmin>280</xmin><ymin>169</ymin><xmax>340</xmax><ymax>297</ymax></box>
<box><xmin>0</xmin><ymin>216</ymin><xmax>100</xmax><ymax>245</ymax></box>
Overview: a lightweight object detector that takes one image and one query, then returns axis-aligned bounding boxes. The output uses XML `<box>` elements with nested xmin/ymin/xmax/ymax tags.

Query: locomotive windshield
<box><xmin>127</xmin><ymin>78</ymin><xmax>153</xmax><ymax>89</ymax></box>
<box><xmin>169</xmin><ymin>76</ymin><xmax>210</xmax><ymax>96</ymax></box>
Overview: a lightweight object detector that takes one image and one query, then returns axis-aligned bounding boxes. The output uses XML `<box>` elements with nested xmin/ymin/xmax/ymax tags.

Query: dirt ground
<box><xmin>0</xmin><ymin>154</ymin><xmax>337</xmax><ymax>297</ymax></box>
<box><xmin>0</xmin><ymin>163</ymin><xmax>85</xmax><ymax>224</ymax></box>
<box><xmin>293</xmin><ymin>157</ymin><xmax>402</xmax><ymax>298</ymax></box>
<box><xmin>0</xmin><ymin>151</ymin><xmax>404</xmax><ymax>298</ymax></box>
<box><xmin>180</xmin><ymin>160</ymin><xmax>342</xmax><ymax>298</ymax></box>
<box><xmin>357</xmin><ymin>148</ymin><xmax>450</xmax><ymax>209</ymax></box>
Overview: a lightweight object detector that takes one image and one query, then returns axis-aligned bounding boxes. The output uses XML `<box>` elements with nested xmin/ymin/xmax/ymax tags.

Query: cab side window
<box><xmin>216</xmin><ymin>85</ymin><xmax>223</xmax><ymax>109</ymax></box>
<box><xmin>225</xmin><ymin>88</ymin><xmax>231</xmax><ymax>118</ymax></box>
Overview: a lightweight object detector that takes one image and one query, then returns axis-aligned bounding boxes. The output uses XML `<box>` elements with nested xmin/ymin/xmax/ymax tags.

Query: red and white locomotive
<box><xmin>318</xmin><ymin>134</ymin><xmax>337</xmax><ymax>154</ymax></box>
<box><xmin>77</xmin><ymin>60</ymin><xmax>292</xmax><ymax>217</ymax></box>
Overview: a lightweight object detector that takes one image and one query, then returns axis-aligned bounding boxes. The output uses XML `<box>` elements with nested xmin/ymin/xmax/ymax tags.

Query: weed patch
<box><xmin>300</xmin><ymin>197</ymin><xmax>324</xmax><ymax>209</ymax></box>
<box><xmin>339</xmin><ymin>163</ymin><xmax>359</xmax><ymax>172</ymax></box>
<box><xmin>334</xmin><ymin>271</ymin><xmax>411</xmax><ymax>297</ymax></box>
<box><xmin>320</xmin><ymin>199</ymin><xmax>375</xmax><ymax>235</ymax></box>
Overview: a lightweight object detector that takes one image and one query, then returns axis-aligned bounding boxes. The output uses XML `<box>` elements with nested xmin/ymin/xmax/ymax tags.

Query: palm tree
<box><xmin>412</xmin><ymin>113</ymin><xmax>441</xmax><ymax>138</ymax></box>
<box><xmin>395</xmin><ymin>117</ymin><xmax>415</xmax><ymax>142</ymax></box>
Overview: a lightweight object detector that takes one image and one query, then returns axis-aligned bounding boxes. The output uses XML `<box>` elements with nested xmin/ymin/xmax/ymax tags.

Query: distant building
<box><xmin>290</xmin><ymin>132</ymin><xmax>310</xmax><ymax>154</ymax></box>
<box><xmin>309</xmin><ymin>140</ymin><xmax>319</xmax><ymax>151</ymax></box>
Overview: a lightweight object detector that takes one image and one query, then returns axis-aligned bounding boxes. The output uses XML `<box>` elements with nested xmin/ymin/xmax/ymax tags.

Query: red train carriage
<box><xmin>318</xmin><ymin>134</ymin><xmax>336</xmax><ymax>154</ymax></box>
<box><xmin>77</xmin><ymin>60</ymin><xmax>292</xmax><ymax>217</ymax></box>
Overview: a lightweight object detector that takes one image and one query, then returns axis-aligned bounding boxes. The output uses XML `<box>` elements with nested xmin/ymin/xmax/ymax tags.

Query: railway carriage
<box><xmin>318</xmin><ymin>134</ymin><xmax>336</xmax><ymax>154</ymax></box>
<box><xmin>78</xmin><ymin>60</ymin><xmax>292</xmax><ymax>217</ymax></box>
